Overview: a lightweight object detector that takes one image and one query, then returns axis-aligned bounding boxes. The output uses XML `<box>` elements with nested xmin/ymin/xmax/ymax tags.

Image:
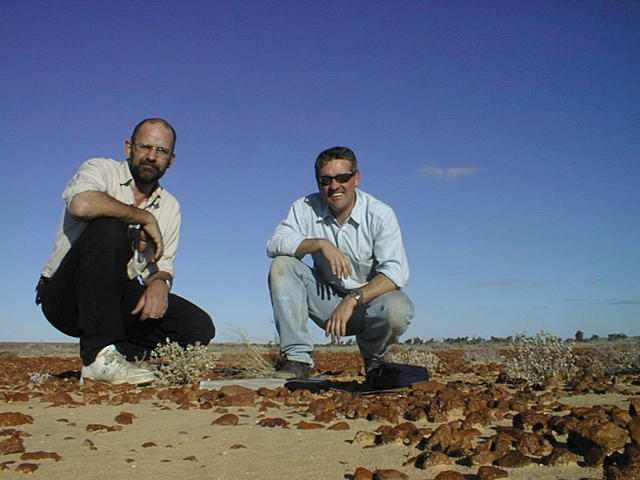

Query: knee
<box><xmin>84</xmin><ymin>217</ymin><xmax>128</xmax><ymax>247</ymax></box>
<box><xmin>195</xmin><ymin>310</ymin><xmax>215</xmax><ymax>345</ymax></box>
<box><xmin>378</xmin><ymin>291</ymin><xmax>414</xmax><ymax>335</ymax></box>
<box><xmin>268</xmin><ymin>256</ymin><xmax>299</xmax><ymax>289</ymax></box>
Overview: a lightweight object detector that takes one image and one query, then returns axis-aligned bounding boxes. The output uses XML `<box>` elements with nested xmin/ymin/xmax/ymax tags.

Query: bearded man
<box><xmin>37</xmin><ymin>118</ymin><xmax>214</xmax><ymax>384</ymax></box>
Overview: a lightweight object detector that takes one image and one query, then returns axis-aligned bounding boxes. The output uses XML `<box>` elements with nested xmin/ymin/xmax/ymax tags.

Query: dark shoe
<box><xmin>273</xmin><ymin>360</ymin><xmax>311</xmax><ymax>380</ymax></box>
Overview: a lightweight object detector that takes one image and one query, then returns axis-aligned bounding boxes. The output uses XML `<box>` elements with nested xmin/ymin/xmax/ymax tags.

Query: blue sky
<box><xmin>2</xmin><ymin>1</ymin><xmax>638</xmax><ymax>344</ymax></box>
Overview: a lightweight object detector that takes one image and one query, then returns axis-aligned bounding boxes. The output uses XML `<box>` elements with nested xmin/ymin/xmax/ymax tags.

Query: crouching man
<box><xmin>36</xmin><ymin>118</ymin><xmax>214</xmax><ymax>384</ymax></box>
<box><xmin>267</xmin><ymin>146</ymin><xmax>414</xmax><ymax>380</ymax></box>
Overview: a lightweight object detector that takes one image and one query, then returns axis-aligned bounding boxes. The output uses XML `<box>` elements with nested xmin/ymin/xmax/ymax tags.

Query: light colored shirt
<box><xmin>41</xmin><ymin>158</ymin><xmax>180</xmax><ymax>280</ymax></box>
<box><xmin>267</xmin><ymin>189</ymin><xmax>409</xmax><ymax>291</ymax></box>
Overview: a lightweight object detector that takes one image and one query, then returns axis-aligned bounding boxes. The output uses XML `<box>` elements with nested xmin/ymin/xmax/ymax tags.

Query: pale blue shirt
<box><xmin>267</xmin><ymin>189</ymin><xmax>409</xmax><ymax>291</ymax></box>
<box><xmin>42</xmin><ymin>158</ymin><xmax>180</xmax><ymax>280</ymax></box>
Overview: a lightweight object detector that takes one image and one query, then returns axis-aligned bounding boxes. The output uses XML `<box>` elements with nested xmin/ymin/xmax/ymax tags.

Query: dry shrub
<box><xmin>385</xmin><ymin>348</ymin><xmax>440</xmax><ymax>373</ymax></box>
<box><xmin>590</xmin><ymin>340</ymin><xmax>640</xmax><ymax>375</ymax></box>
<box><xmin>505</xmin><ymin>332</ymin><xmax>576</xmax><ymax>386</ymax></box>
<box><xmin>149</xmin><ymin>339</ymin><xmax>220</xmax><ymax>385</ymax></box>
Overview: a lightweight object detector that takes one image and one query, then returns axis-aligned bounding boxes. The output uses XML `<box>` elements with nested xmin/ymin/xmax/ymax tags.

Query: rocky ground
<box><xmin>0</xmin><ymin>343</ymin><xmax>639</xmax><ymax>479</ymax></box>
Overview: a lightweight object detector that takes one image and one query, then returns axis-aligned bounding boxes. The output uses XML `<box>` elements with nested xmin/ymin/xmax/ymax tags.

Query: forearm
<box><xmin>68</xmin><ymin>191</ymin><xmax>152</xmax><ymax>225</ymax></box>
<box><xmin>359</xmin><ymin>273</ymin><xmax>397</xmax><ymax>304</ymax></box>
<box><xmin>294</xmin><ymin>238</ymin><xmax>329</xmax><ymax>259</ymax></box>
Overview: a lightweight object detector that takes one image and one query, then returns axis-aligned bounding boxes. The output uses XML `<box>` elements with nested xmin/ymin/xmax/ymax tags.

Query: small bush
<box><xmin>149</xmin><ymin>339</ymin><xmax>220</xmax><ymax>385</ymax></box>
<box><xmin>590</xmin><ymin>341</ymin><xmax>640</xmax><ymax>375</ymax></box>
<box><xmin>385</xmin><ymin>349</ymin><xmax>440</xmax><ymax>373</ymax></box>
<box><xmin>505</xmin><ymin>332</ymin><xmax>576</xmax><ymax>386</ymax></box>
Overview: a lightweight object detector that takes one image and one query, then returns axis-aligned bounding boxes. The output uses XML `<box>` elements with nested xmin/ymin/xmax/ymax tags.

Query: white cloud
<box><xmin>420</xmin><ymin>166</ymin><xmax>480</xmax><ymax>179</ymax></box>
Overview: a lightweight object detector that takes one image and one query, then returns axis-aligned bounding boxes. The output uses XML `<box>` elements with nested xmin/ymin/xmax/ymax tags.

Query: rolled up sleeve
<box><xmin>62</xmin><ymin>158</ymin><xmax>110</xmax><ymax>204</ymax></box>
<box><xmin>372</xmin><ymin>210</ymin><xmax>410</xmax><ymax>288</ymax></box>
<box><xmin>266</xmin><ymin>202</ymin><xmax>307</xmax><ymax>257</ymax></box>
<box><xmin>154</xmin><ymin>207</ymin><xmax>180</xmax><ymax>278</ymax></box>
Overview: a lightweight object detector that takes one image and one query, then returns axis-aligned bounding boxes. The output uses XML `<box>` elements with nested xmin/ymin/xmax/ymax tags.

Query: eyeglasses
<box><xmin>316</xmin><ymin>171</ymin><xmax>357</xmax><ymax>186</ymax></box>
<box><xmin>130</xmin><ymin>141</ymin><xmax>172</xmax><ymax>160</ymax></box>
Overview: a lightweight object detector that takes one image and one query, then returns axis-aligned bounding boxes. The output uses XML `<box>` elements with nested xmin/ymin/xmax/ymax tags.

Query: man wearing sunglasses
<box><xmin>36</xmin><ymin>118</ymin><xmax>214</xmax><ymax>385</ymax></box>
<box><xmin>267</xmin><ymin>146</ymin><xmax>414</xmax><ymax>380</ymax></box>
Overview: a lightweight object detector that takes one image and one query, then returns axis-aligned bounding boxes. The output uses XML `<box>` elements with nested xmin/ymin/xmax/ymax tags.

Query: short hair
<box><xmin>314</xmin><ymin>146</ymin><xmax>358</xmax><ymax>177</ymax></box>
<box><xmin>130</xmin><ymin>118</ymin><xmax>177</xmax><ymax>152</ymax></box>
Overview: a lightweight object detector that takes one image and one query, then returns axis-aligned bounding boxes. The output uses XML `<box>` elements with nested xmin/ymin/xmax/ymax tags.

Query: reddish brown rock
<box><xmin>0</xmin><ymin>434</ymin><xmax>25</xmax><ymax>454</ymax></box>
<box><xmin>218</xmin><ymin>392</ymin><xmax>256</xmax><ymax>407</ymax></box>
<box><xmin>296</xmin><ymin>421</ymin><xmax>324</xmax><ymax>430</ymax></box>
<box><xmin>15</xmin><ymin>463</ymin><xmax>38</xmax><ymax>473</ymax></box>
<box><xmin>230</xmin><ymin>444</ymin><xmax>247</xmax><ymax>449</ymax></box>
<box><xmin>512</xmin><ymin>411</ymin><xmax>550</xmax><ymax>431</ymax></box>
<box><xmin>5</xmin><ymin>393</ymin><xmax>29</xmax><ymax>402</ymax></box>
<box><xmin>314</xmin><ymin>412</ymin><xmax>336</xmax><ymax>423</ymax></box>
<box><xmin>353</xmin><ymin>466</ymin><xmax>374</xmax><ymax>480</ymax></box>
<box><xmin>182</xmin><ymin>455</ymin><xmax>197</xmax><ymax>461</ymax></box>
<box><xmin>0</xmin><ymin>412</ymin><xmax>33</xmax><ymax>427</ymax></box>
<box><xmin>328</xmin><ymin>421</ymin><xmax>350</xmax><ymax>431</ymax></box>
<box><xmin>477</xmin><ymin>465</ymin><xmax>508</xmax><ymax>480</ymax></box>
<box><xmin>40</xmin><ymin>392</ymin><xmax>77</xmax><ymax>406</ymax></box>
<box><xmin>569</xmin><ymin>422</ymin><xmax>630</xmax><ymax>454</ymax></box>
<box><xmin>219</xmin><ymin>385</ymin><xmax>255</xmax><ymax>396</ymax></box>
<box><xmin>20</xmin><ymin>451</ymin><xmax>62</xmax><ymax>461</ymax></box>
<box><xmin>469</xmin><ymin>451</ymin><xmax>497</xmax><ymax>466</ymax></box>
<box><xmin>515</xmin><ymin>432</ymin><xmax>553</xmax><ymax>457</ymax></box>
<box><xmin>494</xmin><ymin>451</ymin><xmax>532</xmax><ymax>467</ymax></box>
<box><xmin>542</xmin><ymin>448</ymin><xmax>580</xmax><ymax>466</ymax></box>
<box><xmin>352</xmin><ymin>431</ymin><xmax>378</xmax><ymax>447</ymax></box>
<box><xmin>257</xmin><ymin>417</ymin><xmax>290</xmax><ymax>428</ymax></box>
<box><xmin>211</xmin><ymin>413</ymin><xmax>239</xmax><ymax>426</ymax></box>
<box><xmin>410</xmin><ymin>380</ymin><xmax>445</xmax><ymax>393</ymax></box>
<box><xmin>114</xmin><ymin>411</ymin><xmax>136</xmax><ymax>425</ymax></box>
<box><xmin>373</xmin><ymin>469</ymin><xmax>409</xmax><ymax>480</ymax></box>
<box><xmin>141</xmin><ymin>442</ymin><xmax>157</xmax><ymax>448</ymax></box>
<box><xmin>433</xmin><ymin>470</ymin><xmax>464</xmax><ymax>480</ymax></box>
<box><xmin>407</xmin><ymin>450</ymin><xmax>451</xmax><ymax>469</ymax></box>
<box><xmin>629</xmin><ymin>398</ymin><xmax>640</xmax><ymax>417</ymax></box>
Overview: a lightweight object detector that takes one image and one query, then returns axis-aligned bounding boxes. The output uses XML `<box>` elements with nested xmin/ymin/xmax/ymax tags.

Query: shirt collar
<box><xmin>319</xmin><ymin>188</ymin><xmax>363</xmax><ymax>226</ymax></box>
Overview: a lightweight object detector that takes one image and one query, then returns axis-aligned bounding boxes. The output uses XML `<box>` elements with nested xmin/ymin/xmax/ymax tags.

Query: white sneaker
<box><xmin>81</xmin><ymin>345</ymin><xmax>155</xmax><ymax>385</ymax></box>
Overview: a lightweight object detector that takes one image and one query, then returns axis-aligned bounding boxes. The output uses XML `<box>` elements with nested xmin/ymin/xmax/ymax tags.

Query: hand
<box><xmin>319</xmin><ymin>240</ymin><xmax>353</xmax><ymax>280</ymax></box>
<box><xmin>325</xmin><ymin>296</ymin><xmax>357</xmax><ymax>343</ymax></box>
<box><xmin>140</xmin><ymin>213</ymin><xmax>164</xmax><ymax>262</ymax></box>
<box><xmin>131</xmin><ymin>279</ymin><xmax>169</xmax><ymax>320</ymax></box>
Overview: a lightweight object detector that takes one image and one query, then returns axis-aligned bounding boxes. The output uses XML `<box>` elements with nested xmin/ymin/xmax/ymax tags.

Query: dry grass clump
<box><xmin>234</xmin><ymin>343</ymin><xmax>277</xmax><ymax>377</ymax></box>
<box><xmin>505</xmin><ymin>332</ymin><xmax>576</xmax><ymax>386</ymax></box>
<box><xmin>590</xmin><ymin>340</ymin><xmax>640</xmax><ymax>375</ymax></box>
<box><xmin>149</xmin><ymin>339</ymin><xmax>220</xmax><ymax>385</ymax></box>
<box><xmin>385</xmin><ymin>348</ymin><xmax>440</xmax><ymax>373</ymax></box>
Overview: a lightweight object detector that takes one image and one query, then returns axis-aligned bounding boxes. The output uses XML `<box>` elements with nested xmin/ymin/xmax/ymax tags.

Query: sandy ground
<box><xmin>0</xmin><ymin>343</ymin><xmax>637</xmax><ymax>479</ymax></box>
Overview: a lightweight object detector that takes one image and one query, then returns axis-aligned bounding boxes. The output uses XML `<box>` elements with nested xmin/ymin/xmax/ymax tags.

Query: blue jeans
<box><xmin>268</xmin><ymin>256</ymin><xmax>414</xmax><ymax>367</ymax></box>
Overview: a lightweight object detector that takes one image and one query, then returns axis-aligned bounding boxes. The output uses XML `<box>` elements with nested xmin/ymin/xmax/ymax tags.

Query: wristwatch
<box><xmin>349</xmin><ymin>288</ymin><xmax>363</xmax><ymax>305</ymax></box>
<box><xmin>163</xmin><ymin>279</ymin><xmax>172</xmax><ymax>292</ymax></box>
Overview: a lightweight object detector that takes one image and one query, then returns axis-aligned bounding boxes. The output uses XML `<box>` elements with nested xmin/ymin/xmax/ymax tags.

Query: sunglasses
<box><xmin>316</xmin><ymin>171</ymin><xmax>356</xmax><ymax>186</ymax></box>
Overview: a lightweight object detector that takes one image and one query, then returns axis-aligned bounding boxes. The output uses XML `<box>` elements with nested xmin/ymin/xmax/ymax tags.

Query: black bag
<box><xmin>366</xmin><ymin>363</ymin><xmax>430</xmax><ymax>390</ymax></box>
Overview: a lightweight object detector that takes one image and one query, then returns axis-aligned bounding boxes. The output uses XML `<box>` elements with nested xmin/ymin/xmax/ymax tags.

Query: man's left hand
<box><xmin>325</xmin><ymin>296</ymin><xmax>357</xmax><ymax>343</ymax></box>
<box><xmin>131</xmin><ymin>279</ymin><xmax>169</xmax><ymax>320</ymax></box>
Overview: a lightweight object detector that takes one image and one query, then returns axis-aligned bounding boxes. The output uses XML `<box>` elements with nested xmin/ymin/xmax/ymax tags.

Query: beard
<box><xmin>128</xmin><ymin>159</ymin><xmax>167</xmax><ymax>186</ymax></box>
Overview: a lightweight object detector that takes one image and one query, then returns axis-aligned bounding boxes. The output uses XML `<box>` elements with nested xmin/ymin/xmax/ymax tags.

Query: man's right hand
<box><xmin>139</xmin><ymin>213</ymin><xmax>164</xmax><ymax>262</ymax></box>
<box><xmin>317</xmin><ymin>239</ymin><xmax>353</xmax><ymax>280</ymax></box>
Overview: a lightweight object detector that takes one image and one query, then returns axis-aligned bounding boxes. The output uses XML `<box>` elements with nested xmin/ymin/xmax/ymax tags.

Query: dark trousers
<box><xmin>39</xmin><ymin>217</ymin><xmax>215</xmax><ymax>365</ymax></box>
